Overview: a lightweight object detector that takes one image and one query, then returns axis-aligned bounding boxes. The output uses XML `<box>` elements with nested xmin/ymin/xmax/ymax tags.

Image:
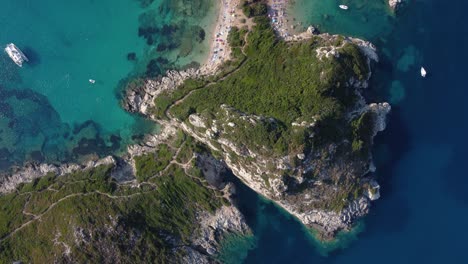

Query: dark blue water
<box><xmin>221</xmin><ymin>0</ymin><xmax>468</xmax><ymax>262</ymax></box>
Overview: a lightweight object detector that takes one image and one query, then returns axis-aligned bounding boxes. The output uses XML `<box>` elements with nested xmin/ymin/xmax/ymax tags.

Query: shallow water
<box><xmin>0</xmin><ymin>0</ymin><xmax>217</xmax><ymax>169</ymax></box>
<box><xmin>221</xmin><ymin>0</ymin><xmax>468</xmax><ymax>262</ymax></box>
<box><xmin>290</xmin><ymin>0</ymin><xmax>394</xmax><ymax>39</ymax></box>
<box><xmin>2</xmin><ymin>0</ymin><xmax>468</xmax><ymax>262</ymax></box>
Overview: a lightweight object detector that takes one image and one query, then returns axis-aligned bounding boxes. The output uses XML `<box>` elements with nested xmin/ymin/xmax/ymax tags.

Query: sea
<box><xmin>1</xmin><ymin>0</ymin><xmax>468</xmax><ymax>263</ymax></box>
<box><xmin>221</xmin><ymin>0</ymin><xmax>468</xmax><ymax>263</ymax></box>
<box><xmin>0</xmin><ymin>0</ymin><xmax>217</xmax><ymax>168</ymax></box>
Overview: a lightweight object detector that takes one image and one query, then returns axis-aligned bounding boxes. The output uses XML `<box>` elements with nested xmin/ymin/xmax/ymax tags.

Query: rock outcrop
<box><xmin>123</xmin><ymin>61</ymin><xmax>220</xmax><ymax>116</ymax></box>
<box><xmin>194</xmin><ymin>205</ymin><xmax>251</xmax><ymax>256</ymax></box>
<box><xmin>122</xmin><ymin>29</ymin><xmax>391</xmax><ymax>239</ymax></box>
<box><xmin>389</xmin><ymin>0</ymin><xmax>404</xmax><ymax>11</ymax></box>
<box><xmin>0</xmin><ymin>156</ymin><xmax>116</xmax><ymax>194</ymax></box>
<box><xmin>191</xmin><ymin>152</ymin><xmax>251</xmax><ymax>260</ymax></box>
<box><xmin>123</xmin><ymin>69</ymin><xmax>202</xmax><ymax>115</ymax></box>
<box><xmin>283</xmin><ymin>197</ymin><xmax>370</xmax><ymax>237</ymax></box>
<box><xmin>369</xmin><ymin>102</ymin><xmax>392</xmax><ymax>137</ymax></box>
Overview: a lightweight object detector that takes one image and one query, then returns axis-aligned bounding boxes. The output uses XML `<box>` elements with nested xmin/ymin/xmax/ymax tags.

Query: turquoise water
<box><xmin>3</xmin><ymin>0</ymin><xmax>468</xmax><ymax>262</ymax></box>
<box><xmin>221</xmin><ymin>0</ymin><xmax>468</xmax><ymax>262</ymax></box>
<box><xmin>0</xmin><ymin>0</ymin><xmax>217</xmax><ymax>168</ymax></box>
<box><xmin>291</xmin><ymin>0</ymin><xmax>394</xmax><ymax>39</ymax></box>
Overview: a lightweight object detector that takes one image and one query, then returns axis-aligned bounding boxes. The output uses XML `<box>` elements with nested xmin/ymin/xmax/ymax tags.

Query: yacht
<box><xmin>4</xmin><ymin>43</ymin><xmax>28</xmax><ymax>67</ymax></box>
<box><xmin>339</xmin><ymin>5</ymin><xmax>349</xmax><ymax>10</ymax></box>
<box><xmin>89</xmin><ymin>79</ymin><xmax>96</xmax><ymax>84</ymax></box>
<box><xmin>420</xmin><ymin>67</ymin><xmax>427</xmax><ymax>77</ymax></box>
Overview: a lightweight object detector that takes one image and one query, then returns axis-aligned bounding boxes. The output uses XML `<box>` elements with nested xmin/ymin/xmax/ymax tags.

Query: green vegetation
<box><xmin>227</xmin><ymin>26</ymin><xmax>248</xmax><ymax>48</ymax></box>
<box><xmin>0</xmin><ymin>194</ymin><xmax>31</xmax><ymax>241</ymax></box>
<box><xmin>152</xmin><ymin>78</ymin><xmax>208</xmax><ymax>120</ymax></box>
<box><xmin>175</xmin><ymin>134</ymin><xmax>207</xmax><ymax>164</ymax></box>
<box><xmin>0</xmin><ymin>128</ymin><xmax>231</xmax><ymax>263</ymax></box>
<box><xmin>241</xmin><ymin>0</ymin><xmax>268</xmax><ymax>17</ymax></box>
<box><xmin>151</xmin><ymin>51</ymin><xmax>247</xmax><ymax>121</ymax></box>
<box><xmin>351</xmin><ymin>111</ymin><xmax>375</xmax><ymax>154</ymax></box>
<box><xmin>327</xmin><ymin>183</ymin><xmax>363</xmax><ymax>212</ymax></box>
<box><xmin>134</xmin><ymin>144</ymin><xmax>173</xmax><ymax>181</ymax></box>
<box><xmin>0</xmin><ymin>158</ymin><xmax>225</xmax><ymax>263</ymax></box>
<box><xmin>170</xmin><ymin>17</ymin><xmax>369</xmax><ymax>156</ymax></box>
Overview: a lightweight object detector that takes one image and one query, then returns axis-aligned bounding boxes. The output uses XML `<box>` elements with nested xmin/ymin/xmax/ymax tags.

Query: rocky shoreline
<box><xmin>0</xmin><ymin>26</ymin><xmax>390</xmax><ymax>248</ymax></box>
<box><xmin>0</xmin><ymin>156</ymin><xmax>116</xmax><ymax>194</ymax></box>
<box><xmin>121</xmin><ymin>26</ymin><xmax>390</xmax><ymax>239</ymax></box>
<box><xmin>389</xmin><ymin>0</ymin><xmax>404</xmax><ymax>11</ymax></box>
<box><xmin>0</xmin><ymin>120</ymin><xmax>251</xmax><ymax>261</ymax></box>
<box><xmin>0</xmin><ymin>6</ymin><xmax>391</xmax><ymax>262</ymax></box>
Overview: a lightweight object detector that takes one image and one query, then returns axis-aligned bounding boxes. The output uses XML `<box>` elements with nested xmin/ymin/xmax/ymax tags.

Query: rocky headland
<box><xmin>0</xmin><ymin>0</ymin><xmax>390</xmax><ymax>262</ymax></box>
<box><xmin>0</xmin><ymin>118</ymin><xmax>251</xmax><ymax>262</ymax></box>
<box><xmin>123</xmin><ymin>11</ymin><xmax>390</xmax><ymax>239</ymax></box>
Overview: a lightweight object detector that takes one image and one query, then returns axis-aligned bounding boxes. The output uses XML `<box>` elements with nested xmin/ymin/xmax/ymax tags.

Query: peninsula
<box><xmin>0</xmin><ymin>0</ymin><xmax>389</xmax><ymax>262</ymax></box>
<box><xmin>125</xmin><ymin>0</ymin><xmax>390</xmax><ymax>239</ymax></box>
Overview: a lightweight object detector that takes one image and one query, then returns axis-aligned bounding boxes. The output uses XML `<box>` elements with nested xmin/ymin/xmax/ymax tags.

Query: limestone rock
<box><xmin>0</xmin><ymin>156</ymin><xmax>116</xmax><ymax>194</ymax></box>
<box><xmin>194</xmin><ymin>206</ymin><xmax>251</xmax><ymax>256</ymax></box>
<box><xmin>369</xmin><ymin>102</ymin><xmax>392</xmax><ymax>137</ymax></box>
<box><xmin>189</xmin><ymin>114</ymin><xmax>207</xmax><ymax>128</ymax></box>
<box><xmin>389</xmin><ymin>0</ymin><xmax>403</xmax><ymax>11</ymax></box>
<box><xmin>366</xmin><ymin>180</ymin><xmax>381</xmax><ymax>201</ymax></box>
<box><xmin>118</xmin><ymin>27</ymin><xmax>391</xmax><ymax>239</ymax></box>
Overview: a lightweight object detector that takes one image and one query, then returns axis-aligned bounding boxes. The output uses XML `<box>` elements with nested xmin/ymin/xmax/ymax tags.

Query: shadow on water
<box><xmin>22</xmin><ymin>46</ymin><xmax>41</xmax><ymax>66</ymax></box>
<box><xmin>216</xmin><ymin>49</ymin><xmax>416</xmax><ymax>263</ymax></box>
<box><xmin>224</xmin><ymin>171</ymin><xmax>345</xmax><ymax>264</ymax></box>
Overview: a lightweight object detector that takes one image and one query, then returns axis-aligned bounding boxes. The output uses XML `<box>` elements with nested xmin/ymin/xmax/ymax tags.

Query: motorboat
<box><xmin>420</xmin><ymin>67</ymin><xmax>427</xmax><ymax>77</ymax></box>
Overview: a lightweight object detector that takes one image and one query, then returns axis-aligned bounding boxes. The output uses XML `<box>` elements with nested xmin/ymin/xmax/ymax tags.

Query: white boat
<box><xmin>89</xmin><ymin>79</ymin><xmax>96</xmax><ymax>84</ymax></box>
<box><xmin>4</xmin><ymin>43</ymin><xmax>28</xmax><ymax>67</ymax></box>
<box><xmin>420</xmin><ymin>67</ymin><xmax>427</xmax><ymax>77</ymax></box>
<box><xmin>339</xmin><ymin>5</ymin><xmax>349</xmax><ymax>10</ymax></box>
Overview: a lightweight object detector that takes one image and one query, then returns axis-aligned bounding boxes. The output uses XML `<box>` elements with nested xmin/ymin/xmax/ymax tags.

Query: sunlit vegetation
<box><xmin>170</xmin><ymin>17</ymin><xmax>369</xmax><ymax>156</ymax></box>
<box><xmin>0</xmin><ymin>150</ymin><xmax>225</xmax><ymax>262</ymax></box>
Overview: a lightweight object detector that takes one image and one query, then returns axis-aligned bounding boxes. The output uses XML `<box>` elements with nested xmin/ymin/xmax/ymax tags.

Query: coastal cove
<box><xmin>1</xmin><ymin>0</ymin><xmax>468</xmax><ymax>263</ymax></box>
<box><xmin>0</xmin><ymin>0</ymin><xmax>219</xmax><ymax>170</ymax></box>
<box><xmin>229</xmin><ymin>0</ymin><xmax>468</xmax><ymax>263</ymax></box>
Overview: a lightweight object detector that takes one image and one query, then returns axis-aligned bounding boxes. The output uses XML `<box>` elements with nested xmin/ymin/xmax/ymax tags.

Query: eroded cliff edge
<box><xmin>0</xmin><ymin>124</ymin><xmax>251</xmax><ymax>262</ymax></box>
<box><xmin>124</xmin><ymin>16</ymin><xmax>390</xmax><ymax>239</ymax></box>
<box><xmin>0</xmin><ymin>3</ymin><xmax>391</xmax><ymax>262</ymax></box>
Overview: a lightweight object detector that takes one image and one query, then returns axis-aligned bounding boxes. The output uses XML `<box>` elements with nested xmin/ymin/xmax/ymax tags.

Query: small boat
<box><xmin>4</xmin><ymin>43</ymin><xmax>28</xmax><ymax>67</ymax></box>
<box><xmin>89</xmin><ymin>79</ymin><xmax>96</xmax><ymax>84</ymax></box>
<box><xmin>339</xmin><ymin>5</ymin><xmax>349</xmax><ymax>10</ymax></box>
<box><xmin>420</xmin><ymin>67</ymin><xmax>427</xmax><ymax>77</ymax></box>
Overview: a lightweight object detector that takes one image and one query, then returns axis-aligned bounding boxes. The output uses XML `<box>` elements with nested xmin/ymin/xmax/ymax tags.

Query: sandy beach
<box><xmin>268</xmin><ymin>0</ymin><xmax>295</xmax><ymax>38</ymax></box>
<box><xmin>202</xmin><ymin>0</ymin><xmax>252</xmax><ymax>73</ymax></box>
<box><xmin>201</xmin><ymin>0</ymin><xmax>296</xmax><ymax>74</ymax></box>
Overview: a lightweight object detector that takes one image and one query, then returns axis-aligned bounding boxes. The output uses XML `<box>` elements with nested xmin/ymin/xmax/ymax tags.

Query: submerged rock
<box><xmin>127</xmin><ymin>52</ymin><xmax>137</xmax><ymax>61</ymax></box>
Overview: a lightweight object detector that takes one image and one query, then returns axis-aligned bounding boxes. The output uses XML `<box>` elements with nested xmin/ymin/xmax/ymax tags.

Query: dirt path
<box><xmin>165</xmin><ymin>33</ymin><xmax>250</xmax><ymax>122</ymax></box>
<box><xmin>0</xmin><ymin>189</ymin><xmax>154</xmax><ymax>243</ymax></box>
<box><xmin>0</xmin><ymin>20</ymin><xmax>254</xmax><ymax>247</ymax></box>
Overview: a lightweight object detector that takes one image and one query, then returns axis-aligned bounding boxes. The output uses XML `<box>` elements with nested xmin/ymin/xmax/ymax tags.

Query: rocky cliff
<box><xmin>124</xmin><ymin>21</ymin><xmax>390</xmax><ymax>239</ymax></box>
<box><xmin>0</xmin><ymin>119</ymin><xmax>250</xmax><ymax>263</ymax></box>
<box><xmin>389</xmin><ymin>0</ymin><xmax>404</xmax><ymax>11</ymax></box>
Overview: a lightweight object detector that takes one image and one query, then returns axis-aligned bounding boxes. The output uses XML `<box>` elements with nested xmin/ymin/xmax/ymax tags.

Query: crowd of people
<box><xmin>268</xmin><ymin>0</ymin><xmax>292</xmax><ymax>38</ymax></box>
<box><xmin>207</xmin><ymin>0</ymin><xmax>241</xmax><ymax>70</ymax></box>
